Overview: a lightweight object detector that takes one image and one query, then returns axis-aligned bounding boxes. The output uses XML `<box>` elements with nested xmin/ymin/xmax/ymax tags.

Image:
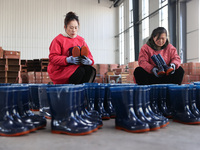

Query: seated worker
<box><xmin>48</xmin><ymin>12</ymin><xmax>96</xmax><ymax>84</ymax></box>
<box><xmin>134</xmin><ymin>27</ymin><xmax>184</xmax><ymax>85</ymax></box>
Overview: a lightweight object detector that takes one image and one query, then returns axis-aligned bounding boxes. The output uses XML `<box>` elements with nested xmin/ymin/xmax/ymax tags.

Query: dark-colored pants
<box><xmin>134</xmin><ymin>66</ymin><xmax>184</xmax><ymax>85</ymax></box>
<box><xmin>69</xmin><ymin>65</ymin><xmax>96</xmax><ymax>84</ymax></box>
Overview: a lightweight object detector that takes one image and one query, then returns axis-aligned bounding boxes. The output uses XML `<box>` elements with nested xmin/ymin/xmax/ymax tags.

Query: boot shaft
<box><xmin>168</xmin><ymin>85</ymin><xmax>189</xmax><ymax>113</ymax></box>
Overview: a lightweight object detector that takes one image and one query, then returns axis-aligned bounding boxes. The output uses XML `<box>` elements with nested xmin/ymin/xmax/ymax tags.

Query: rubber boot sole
<box><xmin>115</xmin><ymin>126</ymin><xmax>150</xmax><ymax>133</ymax></box>
<box><xmin>102</xmin><ymin>116</ymin><xmax>110</xmax><ymax>120</ymax></box>
<box><xmin>81</xmin><ymin>46</ymin><xmax>89</xmax><ymax>57</ymax></box>
<box><xmin>150</xmin><ymin>126</ymin><xmax>161</xmax><ymax>131</ymax></box>
<box><xmin>72</xmin><ymin>46</ymin><xmax>80</xmax><ymax>57</ymax></box>
<box><xmin>0</xmin><ymin>130</ymin><xmax>30</xmax><ymax>137</ymax></box>
<box><xmin>166</xmin><ymin>68</ymin><xmax>174</xmax><ymax>76</ymax></box>
<box><xmin>160</xmin><ymin>121</ymin><xmax>170</xmax><ymax>128</ymax></box>
<box><xmin>35</xmin><ymin>124</ymin><xmax>46</xmax><ymax>130</ymax></box>
<box><xmin>51</xmin><ymin>127</ymin><xmax>98</xmax><ymax>136</ymax></box>
<box><xmin>157</xmin><ymin>71</ymin><xmax>165</xmax><ymax>76</ymax></box>
<box><xmin>173</xmin><ymin>119</ymin><xmax>200</xmax><ymax>125</ymax></box>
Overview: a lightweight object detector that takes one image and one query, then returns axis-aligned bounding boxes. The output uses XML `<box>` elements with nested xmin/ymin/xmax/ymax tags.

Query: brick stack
<box><xmin>40</xmin><ymin>58</ymin><xmax>51</xmax><ymax>84</ymax></box>
<box><xmin>126</xmin><ymin>61</ymin><xmax>139</xmax><ymax>83</ymax></box>
<box><xmin>23</xmin><ymin>58</ymin><xmax>52</xmax><ymax>84</ymax></box>
<box><xmin>20</xmin><ymin>60</ymin><xmax>28</xmax><ymax>83</ymax></box>
<box><xmin>181</xmin><ymin>62</ymin><xmax>200</xmax><ymax>84</ymax></box>
<box><xmin>0</xmin><ymin>49</ymin><xmax>21</xmax><ymax>83</ymax></box>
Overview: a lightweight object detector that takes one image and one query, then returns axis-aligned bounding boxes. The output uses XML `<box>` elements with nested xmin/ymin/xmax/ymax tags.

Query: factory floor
<box><xmin>1</xmin><ymin>118</ymin><xmax>200</xmax><ymax>150</ymax></box>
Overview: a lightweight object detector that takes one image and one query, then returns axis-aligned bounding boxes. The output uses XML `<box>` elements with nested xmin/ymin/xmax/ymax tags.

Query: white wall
<box><xmin>0</xmin><ymin>0</ymin><xmax>117</xmax><ymax>64</ymax></box>
<box><xmin>186</xmin><ymin>0</ymin><xmax>199</xmax><ymax>62</ymax></box>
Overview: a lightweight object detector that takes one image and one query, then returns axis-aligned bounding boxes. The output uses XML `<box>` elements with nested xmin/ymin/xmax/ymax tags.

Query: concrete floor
<box><xmin>1</xmin><ymin>119</ymin><xmax>200</xmax><ymax>150</ymax></box>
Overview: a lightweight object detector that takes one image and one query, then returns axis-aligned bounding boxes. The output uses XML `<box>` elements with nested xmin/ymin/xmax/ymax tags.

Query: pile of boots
<box><xmin>47</xmin><ymin>85</ymin><xmax>102</xmax><ymax>135</ymax></box>
<box><xmin>110</xmin><ymin>85</ymin><xmax>169</xmax><ymax>133</ymax></box>
<box><xmin>169</xmin><ymin>84</ymin><xmax>200</xmax><ymax>124</ymax></box>
<box><xmin>150</xmin><ymin>84</ymin><xmax>175</xmax><ymax>118</ymax></box>
<box><xmin>84</xmin><ymin>83</ymin><xmax>116</xmax><ymax>120</ymax></box>
<box><xmin>151</xmin><ymin>54</ymin><xmax>174</xmax><ymax>76</ymax></box>
<box><xmin>0</xmin><ymin>85</ymin><xmax>46</xmax><ymax>137</ymax></box>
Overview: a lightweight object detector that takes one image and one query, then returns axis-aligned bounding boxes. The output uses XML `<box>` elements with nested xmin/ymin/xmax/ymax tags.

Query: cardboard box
<box><xmin>3</xmin><ymin>50</ymin><xmax>20</xmax><ymax>59</ymax></box>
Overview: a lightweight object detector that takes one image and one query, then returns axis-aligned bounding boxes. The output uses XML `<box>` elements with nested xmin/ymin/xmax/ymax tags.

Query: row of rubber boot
<box><xmin>110</xmin><ymin>85</ymin><xmax>169</xmax><ymax>133</ymax></box>
<box><xmin>84</xmin><ymin>83</ymin><xmax>116</xmax><ymax>120</ymax></box>
<box><xmin>150</xmin><ymin>83</ymin><xmax>200</xmax><ymax>124</ymax></box>
<box><xmin>46</xmin><ymin>84</ymin><xmax>103</xmax><ymax>135</ymax></box>
<box><xmin>168</xmin><ymin>84</ymin><xmax>200</xmax><ymax>124</ymax></box>
<box><xmin>151</xmin><ymin>54</ymin><xmax>174</xmax><ymax>76</ymax></box>
<box><xmin>0</xmin><ymin>84</ymin><xmax>46</xmax><ymax>137</ymax></box>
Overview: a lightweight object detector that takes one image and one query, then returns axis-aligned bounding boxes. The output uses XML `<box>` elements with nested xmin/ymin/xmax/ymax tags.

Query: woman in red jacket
<box><xmin>48</xmin><ymin>12</ymin><xmax>96</xmax><ymax>84</ymax></box>
<box><xmin>134</xmin><ymin>27</ymin><xmax>184</xmax><ymax>85</ymax></box>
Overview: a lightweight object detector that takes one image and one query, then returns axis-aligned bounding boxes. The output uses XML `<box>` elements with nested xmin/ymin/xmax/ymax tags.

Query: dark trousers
<box><xmin>134</xmin><ymin>66</ymin><xmax>184</xmax><ymax>85</ymax></box>
<box><xmin>69</xmin><ymin>65</ymin><xmax>96</xmax><ymax>84</ymax></box>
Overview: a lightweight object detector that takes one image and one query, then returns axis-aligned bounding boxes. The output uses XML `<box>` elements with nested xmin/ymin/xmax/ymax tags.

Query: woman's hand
<box><xmin>81</xmin><ymin>56</ymin><xmax>92</xmax><ymax>65</ymax></box>
<box><xmin>152</xmin><ymin>67</ymin><xmax>159</xmax><ymax>77</ymax></box>
<box><xmin>170</xmin><ymin>63</ymin><xmax>176</xmax><ymax>74</ymax></box>
<box><xmin>66</xmin><ymin>56</ymin><xmax>80</xmax><ymax>64</ymax></box>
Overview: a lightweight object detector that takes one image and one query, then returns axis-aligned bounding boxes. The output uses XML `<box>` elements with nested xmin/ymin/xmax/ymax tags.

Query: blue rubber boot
<box><xmin>156</xmin><ymin>84</ymin><xmax>173</xmax><ymax>118</ymax></box>
<box><xmin>186</xmin><ymin>85</ymin><xmax>200</xmax><ymax>117</ymax></box>
<box><xmin>0</xmin><ymin>86</ymin><xmax>29</xmax><ymax>136</ymax></box>
<box><xmin>195</xmin><ymin>85</ymin><xmax>200</xmax><ymax>115</ymax></box>
<box><xmin>84</xmin><ymin>83</ymin><xmax>100</xmax><ymax>117</ymax></box>
<box><xmin>38</xmin><ymin>84</ymin><xmax>55</xmax><ymax>119</ymax></box>
<box><xmin>150</xmin><ymin>85</ymin><xmax>163</xmax><ymax>116</ymax></box>
<box><xmin>134</xmin><ymin>86</ymin><xmax>161</xmax><ymax>131</ymax></box>
<box><xmin>73</xmin><ymin>86</ymin><xmax>98</xmax><ymax>132</ymax></box>
<box><xmin>141</xmin><ymin>85</ymin><xmax>169</xmax><ymax>128</ymax></box>
<box><xmin>17</xmin><ymin>85</ymin><xmax>47</xmax><ymax>130</ymax></box>
<box><xmin>47</xmin><ymin>85</ymin><xmax>97</xmax><ymax>135</ymax></box>
<box><xmin>11</xmin><ymin>86</ymin><xmax>36</xmax><ymax>132</ymax></box>
<box><xmin>110</xmin><ymin>86</ymin><xmax>150</xmax><ymax>133</ymax></box>
<box><xmin>104</xmin><ymin>84</ymin><xmax>116</xmax><ymax>118</ymax></box>
<box><xmin>151</xmin><ymin>54</ymin><xmax>165</xmax><ymax>76</ymax></box>
<box><xmin>156</xmin><ymin>54</ymin><xmax>174</xmax><ymax>75</ymax></box>
<box><xmin>95</xmin><ymin>84</ymin><xmax>110</xmax><ymax>120</ymax></box>
<box><xmin>29</xmin><ymin>84</ymin><xmax>47</xmax><ymax>111</ymax></box>
<box><xmin>169</xmin><ymin>85</ymin><xmax>200</xmax><ymax>124</ymax></box>
<box><xmin>77</xmin><ymin>86</ymin><xmax>103</xmax><ymax>129</ymax></box>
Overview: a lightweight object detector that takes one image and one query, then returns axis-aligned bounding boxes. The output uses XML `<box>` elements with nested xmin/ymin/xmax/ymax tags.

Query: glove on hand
<box><xmin>152</xmin><ymin>67</ymin><xmax>160</xmax><ymax>77</ymax></box>
<box><xmin>81</xmin><ymin>56</ymin><xmax>92</xmax><ymax>65</ymax></box>
<box><xmin>66</xmin><ymin>56</ymin><xmax>80</xmax><ymax>64</ymax></box>
<box><xmin>170</xmin><ymin>63</ymin><xmax>176</xmax><ymax>74</ymax></box>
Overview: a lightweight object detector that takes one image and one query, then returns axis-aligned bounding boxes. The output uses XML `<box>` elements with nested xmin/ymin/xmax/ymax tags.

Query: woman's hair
<box><xmin>64</xmin><ymin>12</ymin><xmax>79</xmax><ymax>27</ymax></box>
<box><xmin>150</xmin><ymin>27</ymin><xmax>167</xmax><ymax>41</ymax></box>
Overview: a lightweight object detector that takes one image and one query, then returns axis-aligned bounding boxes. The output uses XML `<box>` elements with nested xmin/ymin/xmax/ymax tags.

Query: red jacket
<box><xmin>47</xmin><ymin>34</ymin><xmax>94</xmax><ymax>84</ymax></box>
<box><xmin>138</xmin><ymin>43</ymin><xmax>181</xmax><ymax>73</ymax></box>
